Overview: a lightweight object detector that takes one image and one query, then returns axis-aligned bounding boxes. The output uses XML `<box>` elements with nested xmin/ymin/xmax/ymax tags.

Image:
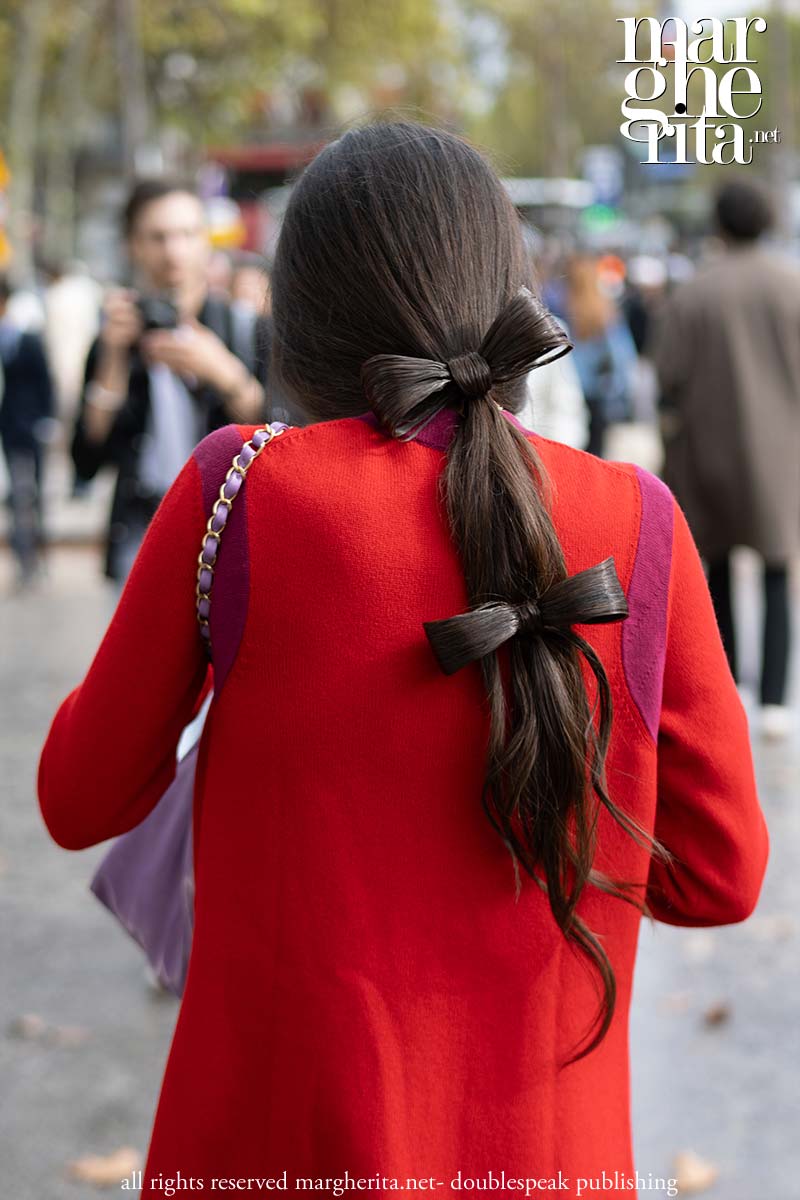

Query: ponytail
<box><xmin>364</xmin><ymin>288</ymin><xmax>673</xmax><ymax>1067</ymax></box>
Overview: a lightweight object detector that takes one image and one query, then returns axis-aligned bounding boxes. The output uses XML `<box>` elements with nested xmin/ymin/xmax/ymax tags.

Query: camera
<box><xmin>136</xmin><ymin>294</ymin><xmax>179</xmax><ymax>331</ymax></box>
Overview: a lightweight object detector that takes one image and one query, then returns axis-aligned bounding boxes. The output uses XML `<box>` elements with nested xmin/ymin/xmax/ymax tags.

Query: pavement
<box><xmin>1</xmin><ymin>540</ymin><xmax>798</xmax><ymax>1200</ymax></box>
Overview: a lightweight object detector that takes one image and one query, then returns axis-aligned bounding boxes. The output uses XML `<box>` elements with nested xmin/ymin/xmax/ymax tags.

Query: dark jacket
<box><xmin>0</xmin><ymin>324</ymin><xmax>55</xmax><ymax>451</ymax></box>
<box><xmin>72</xmin><ymin>296</ymin><xmax>286</xmax><ymax>580</ymax></box>
<box><xmin>652</xmin><ymin>244</ymin><xmax>800</xmax><ymax>561</ymax></box>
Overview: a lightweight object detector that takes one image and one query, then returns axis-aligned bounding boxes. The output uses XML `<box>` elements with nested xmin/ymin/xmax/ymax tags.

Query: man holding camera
<box><xmin>72</xmin><ymin>179</ymin><xmax>273</xmax><ymax>583</ymax></box>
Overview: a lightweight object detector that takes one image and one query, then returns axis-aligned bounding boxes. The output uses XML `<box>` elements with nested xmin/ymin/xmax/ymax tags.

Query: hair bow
<box><xmin>423</xmin><ymin>557</ymin><xmax>628</xmax><ymax>675</ymax></box>
<box><xmin>361</xmin><ymin>287</ymin><xmax>572</xmax><ymax>441</ymax></box>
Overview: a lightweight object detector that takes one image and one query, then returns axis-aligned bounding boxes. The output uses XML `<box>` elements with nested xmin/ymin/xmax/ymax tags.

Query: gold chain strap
<box><xmin>195</xmin><ymin>423</ymin><xmax>289</xmax><ymax>657</ymax></box>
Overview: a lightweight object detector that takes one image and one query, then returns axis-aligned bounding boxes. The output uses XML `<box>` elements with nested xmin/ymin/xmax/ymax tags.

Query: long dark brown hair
<box><xmin>271</xmin><ymin>120</ymin><xmax>672</xmax><ymax>1066</ymax></box>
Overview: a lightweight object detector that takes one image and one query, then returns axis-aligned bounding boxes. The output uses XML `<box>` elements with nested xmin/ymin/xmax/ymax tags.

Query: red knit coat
<box><xmin>38</xmin><ymin>409</ymin><xmax>769</xmax><ymax>1198</ymax></box>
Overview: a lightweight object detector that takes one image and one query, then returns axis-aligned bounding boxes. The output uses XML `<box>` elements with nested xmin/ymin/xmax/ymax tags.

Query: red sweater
<box><xmin>38</xmin><ymin>408</ymin><xmax>769</xmax><ymax>1197</ymax></box>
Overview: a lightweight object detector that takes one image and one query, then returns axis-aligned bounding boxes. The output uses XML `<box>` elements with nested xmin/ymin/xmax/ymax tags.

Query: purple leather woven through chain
<box><xmin>195</xmin><ymin>422</ymin><xmax>290</xmax><ymax>658</ymax></box>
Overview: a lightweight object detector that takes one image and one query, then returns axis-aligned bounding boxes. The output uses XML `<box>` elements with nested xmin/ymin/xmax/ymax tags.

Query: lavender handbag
<box><xmin>89</xmin><ymin>423</ymin><xmax>290</xmax><ymax>997</ymax></box>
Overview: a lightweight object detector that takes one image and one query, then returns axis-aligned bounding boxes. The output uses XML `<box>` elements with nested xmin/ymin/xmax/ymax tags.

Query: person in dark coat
<box><xmin>71</xmin><ymin>179</ymin><xmax>305</xmax><ymax>584</ymax></box>
<box><xmin>653</xmin><ymin>180</ymin><xmax>800</xmax><ymax>740</ymax></box>
<box><xmin>0</xmin><ymin>275</ymin><xmax>56</xmax><ymax>585</ymax></box>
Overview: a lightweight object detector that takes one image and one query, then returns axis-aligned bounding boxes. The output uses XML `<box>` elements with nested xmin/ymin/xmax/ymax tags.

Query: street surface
<box><xmin>1</xmin><ymin>545</ymin><xmax>798</xmax><ymax>1199</ymax></box>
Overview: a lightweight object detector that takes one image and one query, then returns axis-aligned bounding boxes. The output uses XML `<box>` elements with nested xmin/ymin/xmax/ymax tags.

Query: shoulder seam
<box><xmin>521</xmin><ymin>430</ymin><xmax>643</xmax><ymax>486</ymax></box>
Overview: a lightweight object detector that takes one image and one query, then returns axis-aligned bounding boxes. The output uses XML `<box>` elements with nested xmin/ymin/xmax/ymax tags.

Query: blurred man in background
<box><xmin>0</xmin><ymin>274</ymin><xmax>56</xmax><ymax>587</ymax></box>
<box><xmin>561</xmin><ymin>253</ymin><xmax>638</xmax><ymax>457</ymax></box>
<box><xmin>653</xmin><ymin>180</ymin><xmax>800</xmax><ymax>740</ymax></box>
<box><xmin>230</xmin><ymin>251</ymin><xmax>271</xmax><ymax>317</ymax></box>
<box><xmin>71</xmin><ymin>179</ymin><xmax>275</xmax><ymax>584</ymax></box>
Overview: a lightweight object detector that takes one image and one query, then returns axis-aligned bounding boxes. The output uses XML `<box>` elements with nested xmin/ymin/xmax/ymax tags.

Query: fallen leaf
<box><xmin>48</xmin><ymin>1024</ymin><xmax>90</xmax><ymax>1047</ymax></box>
<box><xmin>672</xmin><ymin>1149</ymin><xmax>719</xmax><ymax>1193</ymax></box>
<box><xmin>683</xmin><ymin>932</ymin><xmax>716</xmax><ymax>963</ymax></box>
<box><xmin>6</xmin><ymin>1013</ymin><xmax>89</xmax><ymax>1046</ymax></box>
<box><xmin>67</xmin><ymin>1146</ymin><xmax>142</xmax><ymax>1187</ymax></box>
<box><xmin>748</xmin><ymin>914</ymin><xmax>795</xmax><ymax>942</ymax></box>
<box><xmin>702</xmin><ymin>1001</ymin><xmax>731</xmax><ymax>1028</ymax></box>
<box><xmin>661</xmin><ymin>992</ymin><xmax>692</xmax><ymax>1015</ymax></box>
<box><xmin>7</xmin><ymin>1014</ymin><xmax>47</xmax><ymax>1040</ymax></box>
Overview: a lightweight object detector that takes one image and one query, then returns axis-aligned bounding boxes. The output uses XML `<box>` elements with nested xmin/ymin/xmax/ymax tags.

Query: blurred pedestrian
<box><xmin>71</xmin><ymin>178</ymin><xmax>284</xmax><ymax>585</ymax></box>
<box><xmin>599</xmin><ymin>256</ymin><xmax>668</xmax><ymax>474</ymax></box>
<box><xmin>520</xmin><ymin>348</ymin><xmax>587</xmax><ymax>451</ymax></box>
<box><xmin>517</xmin><ymin>247</ymin><xmax>588</xmax><ymax>449</ymax></box>
<box><xmin>230</xmin><ymin>252</ymin><xmax>286</xmax><ymax>422</ymax></box>
<box><xmin>563</xmin><ymin>254</ymin><xmax>638</xmax><ymax>457</ymax></box>
<box><xmin>41</xmin><ymin>259</ymin><xmax>102</xmax><ymax>424</ymax></box>
<box><xmin>4</xmin><ymin>279</ymin><xmax>46</xmax><ymax>334</ymax></box>
<box><xmin>228</xmin><ymin>251</ymin><xmax>273</xmax><ymax>400</ymax></box>
<box><xmin>39</xmin><ymin>122</ymin><xmax>768</xmax><ymax>1194</ymax></box>
<box><xmin>623</xmin><ymin>255</ymin><xmax>667</xmax><ymax>356</ymax></box>
<box><xmin>0</xmin><ymin>275</ymin><xmax>56</xmax><ymax>586</ymax></box>
<box><xmin>206</xmin><ymin>248</ymin><xmax>234</xmax><ymax>299</ymax></box>
<box><xmin>518</xmin><ymin>321</ymin><xmax>588</xmax><ymax>448</ymax></box>
<box><xmin>653</xmin><ymin>180</ymin><xmax>800</xmax><ymax>740</ymax></box>
<box><xmin>230</xmin><ymin>251</ymin><xmax>271</xmax><ymax>317</ymax></box>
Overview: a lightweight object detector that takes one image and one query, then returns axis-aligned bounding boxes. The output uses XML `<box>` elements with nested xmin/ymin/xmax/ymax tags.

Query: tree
<box><xmin>462</xmin><ymin>0</ymin><xmax>623</xmax><ymax>177</ymax></box>
<box><xmin>0</xmin><ymin>0</ymin><xmax>475</xmax><ymax>268</ymax></box>
<box><xmin>41</xmin><ymin>0</ymin><xmax>105</xmax><ymax>262</ymax></box>
<box><xmin>4</xmin><ymin>0</ymin><xmax>53</xmax><ymax>281</ymax></box>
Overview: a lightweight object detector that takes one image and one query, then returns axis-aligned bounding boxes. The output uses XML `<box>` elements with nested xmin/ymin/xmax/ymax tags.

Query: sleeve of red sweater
<box><xmin>37</xmin><ymin>452</ymin><xmax>211</xmax><ymax>851</ymax></box>
<box><xmin>646</xmin><ymin>497</ymin><xmax>770</xmax><ymax>926</ymax></box>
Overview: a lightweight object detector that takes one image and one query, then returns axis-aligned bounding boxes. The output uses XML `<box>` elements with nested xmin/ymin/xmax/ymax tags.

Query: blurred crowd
<box><xmin>1</xmin><ymin>174</ymin><xmax>798</xmax><ymax>736</ymax></box>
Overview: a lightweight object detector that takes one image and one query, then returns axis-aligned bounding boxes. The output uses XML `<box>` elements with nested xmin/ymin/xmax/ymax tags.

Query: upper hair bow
<box><xmin>361</xmin><ymin>287</ymin><xmax>572</xmax><ymax>440</ymax></box>
<box><xmin>423</xmin><ymin>557</ymin><xmax>629</xmax><ymax>676</ymax></box>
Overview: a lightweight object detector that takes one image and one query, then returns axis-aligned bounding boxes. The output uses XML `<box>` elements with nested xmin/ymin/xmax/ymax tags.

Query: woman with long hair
<box><xmin>38</xmin><ymin>122</ymin><xmax>768</xmax><ymax>1196</ymax></box>
<box><xmin>563</xmin><ymin>253</ymin><xmax>638</xmax><ymax>457</ymax></box>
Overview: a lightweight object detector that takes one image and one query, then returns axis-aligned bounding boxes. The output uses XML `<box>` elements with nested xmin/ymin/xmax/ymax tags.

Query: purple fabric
<box><xmin>622</xmin><ymin>467</ymin><xmax>674</xmax><ymax>742</ymax></box>
<box><xmin>193</xmin><ymin>423</ymin><xmax>289</xmax><ymax>685</ymax></box>
<box><xmin>201</xmin><ymin>534</ymin><xmax>219</xmax><ymax>564</ymax></box>
<box><xmin>90</xmin><ymin>741</ymin><xmax>197</xmax><ymax>997</ymax></box>
<box><xmin>357</xmin><ymin>405</ymin><xmax>532</xmax><ymax>449</ymax></box>
<box><xmin>90</xmin><ymin>425</ymin><xmax>291</xmax><ymax>999</ymax></box>
<box><xmin>193</xmin><ymin>426</ymin><xmax>254</xmax><ymax>693</ymax></box>
<box><xmin>238</xmin><ymin>442</ymin><xmax>257</xmax><ymax>468</ymax></box>
<box><xmin>210</xmin><ymin>506</ymin><xmax>229</xmax><ymax>533</ymax></box>
<box><xmin>223</xmin><ymin>471</ymin><xmax>243</xmax><ymax>500</ymax></box>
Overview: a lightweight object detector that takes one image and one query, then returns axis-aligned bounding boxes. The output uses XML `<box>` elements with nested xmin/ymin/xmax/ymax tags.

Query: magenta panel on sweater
<box><xmin>623</xmin><ymin>467</ymin><xmax>674</xmax><ymax>742</ymax></box>
<box><xmin>193</xmin><ymin>426</ymin><xmax>254</xmax><ymax>693</ymax></box>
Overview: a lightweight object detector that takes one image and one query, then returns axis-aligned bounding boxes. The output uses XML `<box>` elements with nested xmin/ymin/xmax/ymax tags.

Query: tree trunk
<box><xmin>6</xmin><ymin>0</ymin><xmax>53</xmax><ymax>283</ymax></box>
<box><xmin>41</xmin><ymin>0</ymin><xmax>105</xmax><ymax>264</ymax></box>
<box><xmin>114</xmin><ymin>0</ymin><xmax>150</xmax><ymax>179</ymax></box>
<box><xmin>771</xmin><ymin>0</ymin><xmax>795</xmax><ymax>242</ymax></box>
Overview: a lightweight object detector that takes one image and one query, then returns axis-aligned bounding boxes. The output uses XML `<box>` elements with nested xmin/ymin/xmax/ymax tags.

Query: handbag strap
<box><xmin>195</xmin><ymin>422</ymin><xmax>290</xmax><ymax>658</ymax></box>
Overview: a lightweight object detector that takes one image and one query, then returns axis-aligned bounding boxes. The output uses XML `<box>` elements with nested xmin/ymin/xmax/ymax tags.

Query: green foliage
<box><xmin>0</xmin><ymin>2</ymin><xmax>796</xmax><ymax>181</ymax></box>
<box><xmin>462</xmin><ymin>0</ymin><xmax>623</xmax><ymax>176</ymax></box>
